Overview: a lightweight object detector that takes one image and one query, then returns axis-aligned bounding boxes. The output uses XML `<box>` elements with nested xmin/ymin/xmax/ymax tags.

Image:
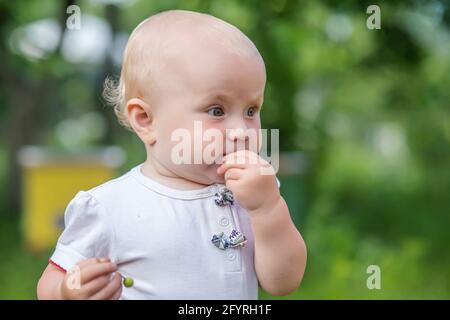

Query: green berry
<box><xmin>123</xmin><ymin>277</ymin><xmax>134</xmax><ymax>288</ymax></box>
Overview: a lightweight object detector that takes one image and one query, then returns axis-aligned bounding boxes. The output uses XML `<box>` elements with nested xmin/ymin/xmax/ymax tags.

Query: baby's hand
<box><xmin>217</xmin><ymin>150</ymin><xmax>280</xmax><ymax>214</ymax></box>
<box><xmin>60</xmin><ymin>257</ymin><xmax>122</xmax><ymax>300</ymax></box>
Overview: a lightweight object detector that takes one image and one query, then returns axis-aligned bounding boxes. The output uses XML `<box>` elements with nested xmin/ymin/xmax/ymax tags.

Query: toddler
<box><xmin>37</xmin><ymin>9</ymin><xmax>306</xmax><ymax>300</ymax></box>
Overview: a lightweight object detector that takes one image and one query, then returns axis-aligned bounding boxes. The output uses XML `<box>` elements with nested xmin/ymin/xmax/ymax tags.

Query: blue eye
<box><xmin>246</xmin><ymin>106</ymin><xmax>258</xmax><ymax>117</ymax></box>
<box><xmin>207</xmin><ymin>106</ymin><xmax>225</xmax><ymax>117</ymax></box>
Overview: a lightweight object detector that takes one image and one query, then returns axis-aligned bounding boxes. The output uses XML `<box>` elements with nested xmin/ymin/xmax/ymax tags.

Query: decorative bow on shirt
<box><xmin>214</xmin><ymin>186</ymin><xmax>234</xmax><ymax>206</ymax></box>
<box><xmin>211</xmin><ymin>229</ymin><xmax>247</xmax><ymax>250</ymax></box>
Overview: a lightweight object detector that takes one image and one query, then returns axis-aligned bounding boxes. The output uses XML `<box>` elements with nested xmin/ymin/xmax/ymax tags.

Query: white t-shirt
<box><xmin>49</xmin><ymin>163</ymin><xmax>280</xmax><ymax>300</ymax></box>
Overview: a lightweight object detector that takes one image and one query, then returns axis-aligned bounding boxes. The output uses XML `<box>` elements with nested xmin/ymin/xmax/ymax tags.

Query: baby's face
<box><xmin>146</xmin><ymin>33</ymin><xmax>266</xmax><ymax>185</ymax></box>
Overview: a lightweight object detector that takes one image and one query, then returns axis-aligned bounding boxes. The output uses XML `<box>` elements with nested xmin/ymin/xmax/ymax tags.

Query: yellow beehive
<box><xmin>18</xmin><ymin>146</ymin><xmax>125</xmax><ymax>252</ymax></box>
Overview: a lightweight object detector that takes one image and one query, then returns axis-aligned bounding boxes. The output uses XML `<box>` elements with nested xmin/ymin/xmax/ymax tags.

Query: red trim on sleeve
<box><xmin>48</xmin><ymin>258</ymin><xmax>67</xmax><ymax>273</ymax></box>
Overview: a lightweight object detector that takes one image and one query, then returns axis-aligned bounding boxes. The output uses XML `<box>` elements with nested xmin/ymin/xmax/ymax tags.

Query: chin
<box><xmin>185</xmin><ymin>166</ymin><xmax>224</xmax><ymax>186</ymax></box>
<box><xmin>202</xmin><ymin>163</ymin><xmax>223</xmax><ymax>183</ymax></box>
<box><xmin>199</xmin><ymin>174</ymin><xmax>224</xmax><ymax>185</ymax></box>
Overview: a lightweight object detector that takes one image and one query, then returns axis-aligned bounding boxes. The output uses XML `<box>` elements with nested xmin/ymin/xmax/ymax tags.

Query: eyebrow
<box><xmin>200</xmin><ymin>91</ymin><xmax>264</xmax><ymax>107</ymax></box>
<box><xmin>198</xmin><ymin>91</ymin><xmax>234</xmax><ymax>104</ymax></box>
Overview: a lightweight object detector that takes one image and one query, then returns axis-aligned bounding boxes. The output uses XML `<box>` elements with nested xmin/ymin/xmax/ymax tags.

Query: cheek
<box><xmin>248</xmin><ymin>119</ymin><xmax>261</xmax><ymax>130</ymax></box>
<box><xmin>158</xmin><ymin>111</ymin><xmax>194</xmax><ymax>140</ymax></box>
<box><xmin>254</xmin><ymin>122</ymin><xmax>263</xmax><ymax>152</ymax></box>
<box><xmin>201</xmin><ymin>120</ymin><xmax>226</xmax><ymax>132</ymax></box>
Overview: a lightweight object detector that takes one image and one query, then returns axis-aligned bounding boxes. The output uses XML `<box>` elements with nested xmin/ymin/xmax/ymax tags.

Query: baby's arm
<box><xmin>217</xmin><ymin>150</ymin><xmax>307</xmax><ymax>295</ymax></box>
<box><xmin>250</xmin><ymin>197</ymin><xmax>307</xmax><ymax>295</ymax></box>
<box><xmin>37</xmin><ymin>258</ymin><xmax>122</xmax><ymax>300</ymax></box>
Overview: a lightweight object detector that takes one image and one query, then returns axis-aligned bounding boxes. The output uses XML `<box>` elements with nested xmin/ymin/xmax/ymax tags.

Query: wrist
<box><xmin>248</xmin><ymin>192</ymin><xmax>283</xmax><ymax>217</ymax></box>
<box><xmin>249</xmin><ymin>196</ymin><xmax>291</xmax><ymax>242</ymax></box>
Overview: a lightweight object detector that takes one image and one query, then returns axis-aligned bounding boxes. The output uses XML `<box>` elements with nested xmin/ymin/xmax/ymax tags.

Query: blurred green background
<box><xmin>0</xmin><ymin>0</ymin><xmax>449</xmax><ymax>299</ymax></box>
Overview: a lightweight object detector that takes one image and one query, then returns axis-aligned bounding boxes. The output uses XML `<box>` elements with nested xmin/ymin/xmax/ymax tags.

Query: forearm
<box><xmin>250</xmin><ymin>196</ymin><xmax>307</xmax><ymax>296</ymax></box>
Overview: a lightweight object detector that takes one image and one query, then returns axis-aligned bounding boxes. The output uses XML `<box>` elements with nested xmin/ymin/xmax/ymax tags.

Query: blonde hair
<box><xmin>103</xmin><ymin>10</ymin><xmax>262</xmax><ymax>130</ymax></box>
<box><xmin>103</xmin><ymin>75</ymin><xmax>129</xmax><ymax>129</ymax></box>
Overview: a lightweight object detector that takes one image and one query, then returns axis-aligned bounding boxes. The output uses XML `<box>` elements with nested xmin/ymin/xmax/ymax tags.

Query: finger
<box><xmin>108</xmin><ymin>284</ymin><xmax>123</xmax><ymax>300</ymax></box>
<box><xmin>80</xmin><ymin>262</ymin><xmax>117</xmax><ymax>284</ymax></box>
<box><xmin>90</xmin><ymin>272</ymin><xmax>123</xmax><ymax>300</ymax></box>
<box><xmin>217</xmin><ymin>152</ymin><xmax>265</xmax><ymax>175</ymax></box>
<box><xmin>224</xmin><ymin>150</ymin><xmax>259</xmax><ymax>163</ymax></box>
<box><xmin>217</xmin><ymin>161</ymin><xmax>247</xmax><ymax>175</ymax></box>
<box><xmin>224</xmin><ymin>168</ymin><xmax>243</xmax><ymax>181</ymax></box>
<box><xmin>217</xmin><ymin>153</ymin><xmax>251</xmax><ymax>175</ymax></box>
<box><xmin>109</xmin><ymin>288</ymin><xmax>122</xmax><ymax>300</ymax></box>
<box><xmin>223</xmin><ymin>151</ymin><xmax>249</xmax><ymax>164</ymax></box>
<box><xmin>81</xmin><ymin>274</ymin><xmax>112</xmax><ymax>297</ymax></box>
<box><xmin>103</xmin><ymin>273</ymin><xmax>123</xmax><ymax>300</ymax></box>
<box><xmin>221</xmin><ymin>152</ymin><xmax>271</xmax><ymax>175</ymax></box>
<box><xmin>222</xmin><ymin>151</ymin><xmax>264</xmax><ymax>167</ymax></box>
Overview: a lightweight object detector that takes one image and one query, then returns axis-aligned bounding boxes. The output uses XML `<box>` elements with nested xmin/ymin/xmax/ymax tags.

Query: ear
<box><xmin>126</xmin><ymin>98</ymin><xmax>157</xmax><ymax>145</ymax></box>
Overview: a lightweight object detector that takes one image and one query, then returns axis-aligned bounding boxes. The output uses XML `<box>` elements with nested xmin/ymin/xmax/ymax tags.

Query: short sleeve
<box><xmin>49</xmin><ymin>191</ymin><xmax>112</xmax><ymax>271</ymax></box>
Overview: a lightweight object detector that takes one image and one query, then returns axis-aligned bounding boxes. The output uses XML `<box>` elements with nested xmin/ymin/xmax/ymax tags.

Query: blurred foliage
<box><xmin>0</xmin><ymin>0</ymin><xmax>449</xmax><ymax>299</ymax></box>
